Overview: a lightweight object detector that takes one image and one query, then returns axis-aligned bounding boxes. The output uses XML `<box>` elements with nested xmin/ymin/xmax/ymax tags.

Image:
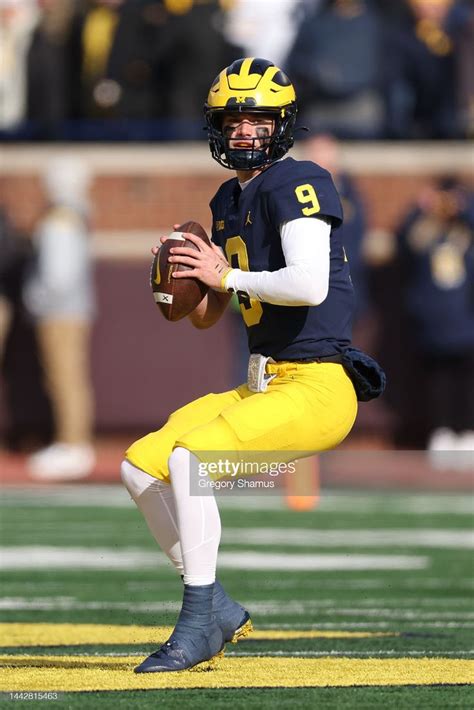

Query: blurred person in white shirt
<box><xmin>24</xmin><ymin>154</ymin><xmax>96</xmax><ymax>479</ymax></box>
<box><xmin>222</xmin><ymin>0</ymin><xmax>311</xmax><ymax>68</ymax></box>
<box><xmin>0</xmin><ymin>0</ymin><xmax>39</xmax><ymax>129</ymax></box>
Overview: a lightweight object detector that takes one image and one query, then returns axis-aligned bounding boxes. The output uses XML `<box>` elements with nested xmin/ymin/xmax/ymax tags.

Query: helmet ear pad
<box><xmin>271</xmin><ymin>107</ymin><xmax>297</xmax><ymax>159</ymax></box>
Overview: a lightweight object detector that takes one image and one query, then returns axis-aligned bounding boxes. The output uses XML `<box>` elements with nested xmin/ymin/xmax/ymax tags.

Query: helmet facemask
<box><xmin>205</xmin><ymin>106</ymin><xmax>297</xmax><ymax>171</ymax></box>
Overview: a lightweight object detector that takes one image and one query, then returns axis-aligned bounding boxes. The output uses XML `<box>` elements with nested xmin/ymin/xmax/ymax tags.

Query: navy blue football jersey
<box><xmin>210</xmin><ymin>157</ymin><xmax>354</xmax><ymax>360</ymax></box>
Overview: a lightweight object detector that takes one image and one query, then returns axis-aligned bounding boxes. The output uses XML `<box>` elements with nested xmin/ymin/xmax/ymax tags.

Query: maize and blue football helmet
<box><xmin>204</xmin><ymin>57</ymin><xmax>297</xmax><ymax>171</ymax></box>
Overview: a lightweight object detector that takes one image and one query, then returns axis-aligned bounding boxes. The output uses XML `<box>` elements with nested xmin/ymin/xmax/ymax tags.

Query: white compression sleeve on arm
<box><xmin>224</xmin><ymin>217</ymin><xmax>331</xmax><ymax>307</ymax></box>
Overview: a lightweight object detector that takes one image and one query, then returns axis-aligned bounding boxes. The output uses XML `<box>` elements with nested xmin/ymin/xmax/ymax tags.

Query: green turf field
<box><xmin>0</xmin><ymin>487</ymin><xmax>472</xmax><ymax>707</ymax></box>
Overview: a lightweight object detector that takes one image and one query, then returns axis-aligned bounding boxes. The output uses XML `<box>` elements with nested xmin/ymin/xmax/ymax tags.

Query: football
<box><xmin>151</xmin><ymin>220</ymin><xmax>210</xmax><ymax>322</ymax></box>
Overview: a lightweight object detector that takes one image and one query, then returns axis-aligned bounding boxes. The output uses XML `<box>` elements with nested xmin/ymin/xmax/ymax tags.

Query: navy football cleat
<box><xmin>134</xmin><ymin>618</ymin><xmax>224</xmax><ymax>673</ymax></box>
<box><xmin>134</xmin><ymin>583</ymin><xmax>225</xmax><ymax>673</ymax></box>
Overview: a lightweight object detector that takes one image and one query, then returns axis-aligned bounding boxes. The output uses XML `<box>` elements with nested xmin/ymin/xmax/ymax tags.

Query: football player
<box><xmin>122</xmin><ymin>58</ymin><xmax>361</xmax><ymax>672</ymax></box>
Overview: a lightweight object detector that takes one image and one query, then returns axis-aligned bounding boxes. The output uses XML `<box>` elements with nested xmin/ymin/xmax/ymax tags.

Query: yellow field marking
<box><xmin>0</xmin><ymin>655</ymin><xmax>472</xmax><ymax>691</ymax></box>
<box><xmin>0</xmin><ymin>623</ymin><xmax>396</xmax><ymax>647</ymax></box>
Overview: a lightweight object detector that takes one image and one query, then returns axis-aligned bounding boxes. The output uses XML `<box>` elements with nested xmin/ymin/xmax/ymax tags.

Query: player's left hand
<box><xmin>168</xmin><ymin>232</ymin><xmax>232</xmax><ymax>291</ymax></box>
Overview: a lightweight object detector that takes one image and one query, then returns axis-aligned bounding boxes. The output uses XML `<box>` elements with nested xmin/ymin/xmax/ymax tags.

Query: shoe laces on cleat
<box><xmin>134</xmin><ymin>621</ymin><xmax>225</xmax><ymax>673</ymax></box>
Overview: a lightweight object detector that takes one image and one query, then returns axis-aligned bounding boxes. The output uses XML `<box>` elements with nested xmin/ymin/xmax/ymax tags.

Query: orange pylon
<box><xmin>285</xmin><ymin>455</ymin><xmax>320</xmax><ymax>511</ymax></box>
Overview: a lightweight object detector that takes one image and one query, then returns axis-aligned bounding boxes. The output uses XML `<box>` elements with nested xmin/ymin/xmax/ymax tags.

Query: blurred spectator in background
<box><xmin>374</xmin><ymin>0</ymin><xmax>414</xmax><ymax>24</ymax></box>
<box><xmin>23</xmin><ymin>155</ymin><xmax>96</xmax><ymax>479</ymax></box>
<box><xmin>65</xmin><ymin>0</ymin><xmax>239</xmax><ymax>137</ymax></box>
<box><xmin>384</xmin><ymin>0</ymin><xmax>474</xmax><ymax>139</ymax></box>
<box><xmin>396</xmin><ymin>176</ymin><xmax>474</xmax><ymax>460</ymax></box>
<box><xmin>285</xmin><ymin>0</ymin><xmax>385</xmax><ymax>138</ymax></box>
<box><xmin>0</xmin><ymin>0</ymin><xmax>38</xmax><ymax>130</ymax></box>
<box><xmin>0</xmin><ymin>210</ymin><xmax>16</xmax><ymax>359</ymax></box>
<box><xmin>26</xmin><ymin>0</ymin><xmax>76</xmax><ymax>137</ymax></box>
<box><xmin>69</xmin><ymin>0</ymin><xmax>158</xmax><ymax>124</ymax></box>
<box><xmin>456</xmin><ymin>1</ymin><xmax>474</xmax><ymax>137</ymax></box>
<box><xmin>153</xmin><ymin>0</ymin><xmax>241</xmax><ymax>134</ymax></box>
<box><xmin>302</xmin><ymin>133</ymin><xmax>369</xmax><ymax>322</ymax></box>
<box><xmin>223</xmin><ymin>0</ymin><xmax>307</xmax><ymax>69</ymax></box>
<box><xmin>0</xmin><ymin>207</ymin><xmax>54</xmax><ymax>450</ymax></box>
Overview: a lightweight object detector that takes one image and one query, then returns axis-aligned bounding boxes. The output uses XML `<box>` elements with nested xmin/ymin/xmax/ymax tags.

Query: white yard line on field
<box><xmin>239</xmin><ymin>577</ymin><xmax>474</xmax><ymax>591</ymax></box>
<box><xmin>218</xmin><ymin>551</ymin><xmax>429</xmax><ymax>571</ymax></box>
<box><xmin>7</xmin><ymin>526</ymin><xmax>473</xmax><ymax>550</ymax></box>
<box><xmin>2</xmin><ymin>597</ymin><xmax>472</xmax><ymax>620</ymax></box>
<box><xmin>222</xmin><ymin>528</ymin><xmax>474</xmax><ymax>549</ymax></box>
<box><xmin>0</xmin><ymin>595</ymin><xmax>471</xmax><ymax>611</ymax></box>
<box><xmin>1</xmin><ymin>486</ymin><xmax>473</xmax><ymax>514</ymax></box>
<box><xmin>4</xmin><ymin>577</ymin><xmax>471</xmax><ymax>594</ymax></box>
<box><xmin>0</xmin><ymin>547</ymin><xmax>429</xmax><ymax>571</ymax></box>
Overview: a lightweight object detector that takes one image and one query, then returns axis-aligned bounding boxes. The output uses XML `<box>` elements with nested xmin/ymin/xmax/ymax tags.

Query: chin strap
<box><xmin>226</xmin><ymin>149</ymin><xmax>268</xmax><ymax>171</ymax></box>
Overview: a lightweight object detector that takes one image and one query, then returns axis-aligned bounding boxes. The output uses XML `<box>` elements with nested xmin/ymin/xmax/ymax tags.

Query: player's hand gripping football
<box><xmin>158</xmin><ymin>229</ymin><xmax>231</xmax><ymax>292</ymax></box>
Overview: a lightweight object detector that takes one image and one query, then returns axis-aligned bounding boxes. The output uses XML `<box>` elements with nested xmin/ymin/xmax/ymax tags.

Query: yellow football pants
<box><xmin>125</xmin><ymin>361</ymin><xmax>358</xmax><ymax>482</ymax></box>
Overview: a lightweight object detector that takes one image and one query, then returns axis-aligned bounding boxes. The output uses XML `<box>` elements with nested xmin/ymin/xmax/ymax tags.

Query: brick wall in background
<box><xmin>2</xmin><ymin>142</ymin><xmax>472</xmax><ymax>237</ymax></box>
<box><xmin>0</xmin><ymin>174</ymin><xmax>223</xmax><ymax>235</ymax></box>
<box><xmin>0</xmin><ymin>171</ymin><xmax>461</xmax><ymax>236</ymax></box>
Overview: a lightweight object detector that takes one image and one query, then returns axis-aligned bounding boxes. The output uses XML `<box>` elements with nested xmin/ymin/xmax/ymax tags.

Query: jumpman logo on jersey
<box><xmin>245</xmin><ymin>211</ymin><xmax>252</xmax><ymax>226</ymax></box>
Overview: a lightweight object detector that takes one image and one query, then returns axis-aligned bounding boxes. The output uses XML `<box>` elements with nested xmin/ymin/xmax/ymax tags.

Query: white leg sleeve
<box><xmin>121</xmin><ymin>459</ymin><xmax>183</xmax><ymax>573</ymax></box>
<box><xmin>168</xmin><ymin>446</ymin><xmax>221</xmax><ymax>586</ymax></box>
